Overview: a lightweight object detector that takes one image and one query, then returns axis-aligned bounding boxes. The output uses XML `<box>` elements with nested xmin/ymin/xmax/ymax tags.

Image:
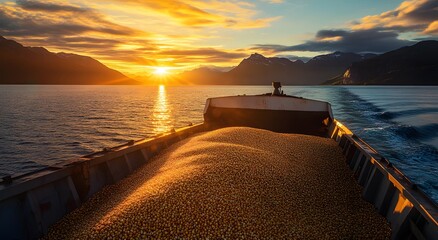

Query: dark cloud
<box><xmin>253</xmin><ymin>29</ymin><xmax>414</xmax><ymax>53</ymax></box>
<box><xmin>269</xmin><ymin>0</ymin><xmax>436</xmax><ymax>46</ymax></box>
<box><xmin>16</xmin><ymin>0</ymin><xmax>87</xmax><ymax>13</ymax></box>
<box><xmin>0</xmin><ymin>18</ymin><xmax>93</xmax><ymax>36</ymax></box>
<box><xmin>0</xmin><ymin>2</ymin><xmax>139</xmax><ymax>37</ymax></box>
<box><xmin>15</xmin><ymin>36</ymin><xmax>123</xmax><ymax>49</ymax></box>
<box><xmin>249</xmin><ymin>44</ymin><xmax>285</xmax><ymax>52</ymax></box>
<box><xmin>259</xmin><ymin>0</ymin><xmax>437</xmax><ymax>55</ymax></box>
<box><xmin>57</xmin><ymin>37</ymin><xmax>122</xmax><ymax>44</ymax></box>
<box><xmin>315</xmin><ymin>30</ymin><xmax>348</xmax><ymax>40</ymax></box>
<box><xmin>31</xmin><ymin>37</ymin><xmax>122</xmax><ymax>50</ymax></box>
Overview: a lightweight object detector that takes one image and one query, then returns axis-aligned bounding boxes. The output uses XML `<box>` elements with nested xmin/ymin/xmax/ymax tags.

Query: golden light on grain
<box><xmin>46</xmin><ymin>128</ymin><xmax>391</xmax><ymax>239</ymax></box>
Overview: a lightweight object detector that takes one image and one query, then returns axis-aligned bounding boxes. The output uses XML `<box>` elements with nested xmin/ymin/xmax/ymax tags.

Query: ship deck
<box><xmin>44</xmin><ymin>127</ymin><xmax>391</xmax><ymax>239</ymax></box>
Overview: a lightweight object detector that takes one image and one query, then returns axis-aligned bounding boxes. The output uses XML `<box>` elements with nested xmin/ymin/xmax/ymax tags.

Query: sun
<box><xmin>154</xmin><ymin>67</ymin><xmax>168</xmax><ymax>76</ymax></box>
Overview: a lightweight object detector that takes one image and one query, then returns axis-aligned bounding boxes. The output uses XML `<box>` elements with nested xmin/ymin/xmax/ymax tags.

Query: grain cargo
<box><xmin>45</xmin><ymin>127</ymin><xmax>391</xmax><ymax>239</ymax></box>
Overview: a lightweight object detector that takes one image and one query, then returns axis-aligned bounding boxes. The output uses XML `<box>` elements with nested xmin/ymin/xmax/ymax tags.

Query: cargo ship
<box><xmin>0</xmin><ymin>83</ymin><xmax>437</xmax><ymax>239</ymax></box>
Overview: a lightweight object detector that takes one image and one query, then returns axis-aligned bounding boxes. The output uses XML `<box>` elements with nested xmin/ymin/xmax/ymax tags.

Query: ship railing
<box><xmin>330</xmin><ymin>120</ymin><xmax>438</xmax><ymax>239</ymax></box>
<box><xmin>0</xmin><ymin>123</ymin><xmax>206</xmax><ymax>239</ymax></box>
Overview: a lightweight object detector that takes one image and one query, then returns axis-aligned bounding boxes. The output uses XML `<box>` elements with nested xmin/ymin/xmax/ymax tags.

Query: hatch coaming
<box><xmin>206</xmin><ymin>95</ymin><xmax>333</xmax><ymax>115</ymax></box>
<box><xmin>204</xmin><ymin>95</ymin><xmax>334</xmax><ymax>137</ymax></box>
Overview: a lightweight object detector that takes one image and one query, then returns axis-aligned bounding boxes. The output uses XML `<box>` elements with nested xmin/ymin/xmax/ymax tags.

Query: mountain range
<box><xmin>179</xmin><ymin>40</ymin><xmax>438</xmax><ymax>85</ymax></box>
<box><xmin>178</xmin><ymin>52</ymin><xmax>377</xmax><ymax>85</ymax></box>
<box><xmin>1</xmin><ymin>35</ymin><xmax>437</xmax><ymax>85</ymax></box>
<box><xmin>0</xmin><ymin>36</ymin><xmax>138</xmax><ymax>85</ymax></box>
<box><xmin>325</xmin><ymin>40</ymin><xmax>438</xmax><ymax>85</ymax></box>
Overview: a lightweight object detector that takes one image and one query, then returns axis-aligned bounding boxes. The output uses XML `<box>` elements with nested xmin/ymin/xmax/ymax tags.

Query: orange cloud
<box><xmin>98</xmin><ymin>0</ymin><xmax>280</xmax><ymax>29</ymax></box>
<box><xmin>352</xmin><ymin>0</ymin><xmax>438</xmax><ymax>35</ymax></box>
<box><xmin>424</xmin><ymin>21</ymin><xmax>438</xmax><ymax>34</ymax></box>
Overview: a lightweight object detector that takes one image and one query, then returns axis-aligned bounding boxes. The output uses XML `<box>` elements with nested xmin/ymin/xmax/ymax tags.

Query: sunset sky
<box><xmin>0</xmin><ymin>0</ymin><xmax>437</xmax><ymax>80</ymax></box>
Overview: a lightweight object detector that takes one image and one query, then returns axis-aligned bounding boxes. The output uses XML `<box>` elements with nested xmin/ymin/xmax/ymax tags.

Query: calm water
<box><xmin>0</xmin><ymin>85</ymin><xmax>437</xmax><ymax>202</ymax></box>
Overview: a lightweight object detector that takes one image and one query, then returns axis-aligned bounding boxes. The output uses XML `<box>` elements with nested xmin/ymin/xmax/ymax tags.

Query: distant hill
<box><xmin>177</xmin><ymin>67</ymin><xmax>225</xmax><ymax>85</ymax></box>
<box><xmin>0</xmin><ymin>36</ymin><xmax>139</xmax><ymax>85</ymax></box>
<box><xmin>178</xmin><ymin>52</ymin><xmax>376</xmax><ymax>85</ymax></box>
<box><xmin>325</xmin><ymin>41</ymin><xmax>438</xmax><ymax>85</ymax></box>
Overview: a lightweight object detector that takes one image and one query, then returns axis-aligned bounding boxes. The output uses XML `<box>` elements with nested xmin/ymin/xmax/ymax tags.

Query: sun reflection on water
<box><xmin>152</xmin><ymin>85</ymin><xmax>172</xmax><ymax>133</ymax></box>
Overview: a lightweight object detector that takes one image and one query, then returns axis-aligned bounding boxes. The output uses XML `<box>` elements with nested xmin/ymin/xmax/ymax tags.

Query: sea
<box><xmin>0</xmin><ymin>85</ymin><xmax>437</xmax><ymax>202</ymax></box>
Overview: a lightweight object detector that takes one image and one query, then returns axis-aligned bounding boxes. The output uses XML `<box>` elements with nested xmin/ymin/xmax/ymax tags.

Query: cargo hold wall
<box><xmin>0</xmin><ymin>124</ymin><xmax>206</xmax><ymax>239</ymax></box>
<box><xmin>330</xmin><ymin>120</ymin><xmax>438</xmax><ymax>239</ymax></box>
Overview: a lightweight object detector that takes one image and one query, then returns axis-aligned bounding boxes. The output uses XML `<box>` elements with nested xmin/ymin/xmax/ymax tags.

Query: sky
<box><xmin>0</xmin><ymin>0</ymin><xmax>437</xmax><ymax>81</ymax></box>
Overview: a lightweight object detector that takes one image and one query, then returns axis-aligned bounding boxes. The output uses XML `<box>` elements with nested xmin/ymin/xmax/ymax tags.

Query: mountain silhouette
<box><xmin>3</xmin><ymin>35</ymin><xmax>436</xmax><ymax>85</ymax></box>
<box><xmin>325</xmin><ymin>40</ymin><xmax>438</xmax><ymax>85</ymax></box>
<box><xmin>0</xmin><ymin>36</ymin><xmax>139</xmax><ymax>85</ymax></box>
<box><xmin>179</xmin><ymin>52</ymin><xmax>376</xmax><ymax>85</ymax></box>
